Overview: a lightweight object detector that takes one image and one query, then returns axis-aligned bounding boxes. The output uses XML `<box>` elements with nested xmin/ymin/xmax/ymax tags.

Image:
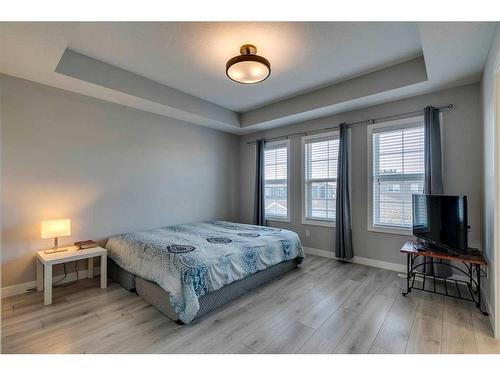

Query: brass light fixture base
<box><xmin>240</xmin><ymin>44</ymin><xmax>257</xmax><ymax>55</ymax></box>
<box><xmin>44</xmin><ymin>247</ymin><xmax>68</xmax><ymax>254</ymax></box>
<box><xmin>43</xmin><ymin>236</ymin><xmax>68</xmax><ymax>254</ymax></box>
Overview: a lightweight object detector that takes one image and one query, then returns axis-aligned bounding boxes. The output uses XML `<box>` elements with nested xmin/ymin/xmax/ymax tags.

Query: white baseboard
<box><xmin>481</xmin><ymin>290</ymin><xmax>495</xmax><ymax>335</ymax></box>
<box><xmin>303</xmin><ymin>247</ymin><xmax>406</xmax><ymax>273</ymax></box>
<box><xmin>1</xmin><ymin>280</ymin><xmax>38</xmax><ymax>299</ymax></box>
<box><xmin>1</xmin><ymin>267</ymin><xmax>101</xmax><ymax>299</ymax></box>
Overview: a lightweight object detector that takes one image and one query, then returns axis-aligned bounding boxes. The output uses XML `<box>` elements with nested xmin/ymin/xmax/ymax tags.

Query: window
<box><xmin>410</xmin><ymin>183</ymin><xmax>420</xmax><ymax>192</ymax></box>
<box><xmin>302</xmin><ymin>131</ymin><xmax>339</xmax><ymax>226</ymax></box>
<box><xmin>264</xmin><ymin>139</ymin><xmax>290</xmax><ymax>221</ymax></box>
<box><xmin>367</xmin><ymin>116</ymin><xmax>425</xmax><ymax>234</ymax></box>
<box><xmin>388</xmin><ymin>184</ymin><xmax>401</xmax><ymax>192</ymax></box>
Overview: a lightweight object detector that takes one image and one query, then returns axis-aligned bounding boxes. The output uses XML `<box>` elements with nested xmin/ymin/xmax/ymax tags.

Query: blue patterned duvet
<box><xmin>105</xmin><ymin>221</ymin><xmax>304</xmax><ymax>323</ymax></box>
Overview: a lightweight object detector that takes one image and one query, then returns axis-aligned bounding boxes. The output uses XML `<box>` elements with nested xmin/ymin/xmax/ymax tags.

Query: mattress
<box><xmin>106</xmin><ymin>221</ymin><xmax>304</xmax><ymax>323</ymax></box>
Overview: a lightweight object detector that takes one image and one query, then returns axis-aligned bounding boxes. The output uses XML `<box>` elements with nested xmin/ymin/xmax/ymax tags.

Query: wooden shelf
<box><xmin>400</xmin><ymin>240</ymin><xmax>486</xmax><ymax>265</ymax></box>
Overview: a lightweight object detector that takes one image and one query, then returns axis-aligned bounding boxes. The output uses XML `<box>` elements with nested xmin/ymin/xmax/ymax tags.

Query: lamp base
<box><xmin>44</xmin><ymin>247</ymin><xmax>68</xmax><ymax>254</ymax></box>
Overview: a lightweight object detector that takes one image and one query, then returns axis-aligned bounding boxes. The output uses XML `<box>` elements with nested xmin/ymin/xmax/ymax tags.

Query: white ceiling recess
<box><xmin>0</xmin><ymin>22</ymin><xmax>496</xmax><ymax>134</ymax></box>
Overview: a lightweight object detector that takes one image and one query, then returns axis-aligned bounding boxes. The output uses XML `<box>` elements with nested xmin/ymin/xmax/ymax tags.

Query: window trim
<box><xmin>301</xmin><ymin>130</ymin><xmax>339</xmax><ymax>228</ymax></box>
<box><xmin>366</xmin><ymin>116</ymin><xmax>424</xmax><ymax>236</ymax></box>
<box><xmin>264</xmin><ymin>138</ymin><xmax>291</xmax><ymax>223</ymax></box>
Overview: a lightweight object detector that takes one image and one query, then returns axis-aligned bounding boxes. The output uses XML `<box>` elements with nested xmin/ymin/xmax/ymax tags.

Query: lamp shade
<box><xmin>41</xmin><ymin>219</ymin><xmax>71</xmax><ymax>239</ymax></box>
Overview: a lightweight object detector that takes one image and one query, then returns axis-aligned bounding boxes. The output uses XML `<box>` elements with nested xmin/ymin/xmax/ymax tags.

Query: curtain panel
<box><xmin>335</xmin><ymin>123</ymin><xmax>354</xmax><ymax>259</ymax></box>
<box><xmin>253</xmin><ymin>139</ymin><xmax>266</xmax><ymax>226</ymax></box>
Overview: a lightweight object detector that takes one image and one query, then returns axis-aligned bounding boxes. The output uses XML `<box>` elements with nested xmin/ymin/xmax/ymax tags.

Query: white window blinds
<box><xmin>371</xmin><ymin>122</ymin><xmax>425</xmax><ymax>228</ymax></box>
<box><xmin>264</xmin><ymin>141</ymin><xmax>289</xmax><ymax>220</ymax></box>
<box><xmin>304</xmin><ymin>132</ymin><xmax>339</xmax><ymax>222</ymax></box>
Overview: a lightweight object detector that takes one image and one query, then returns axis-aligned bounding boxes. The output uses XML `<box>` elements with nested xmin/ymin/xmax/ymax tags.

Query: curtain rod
<box><xmin>245</xmin><ymin>104</ymin><xmax>454</xmax><ymax>145</ymax></box>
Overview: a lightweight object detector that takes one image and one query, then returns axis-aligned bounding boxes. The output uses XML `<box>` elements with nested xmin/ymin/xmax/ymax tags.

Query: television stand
<box><xmin>413</xmin><ymin>240</ymin><xmax>457</xmax><ymax>255</ymax></box>
<box><xmin>400</xmin><ymin>240</ymin><xmax>488</xmax><ymax>315</ymax></box>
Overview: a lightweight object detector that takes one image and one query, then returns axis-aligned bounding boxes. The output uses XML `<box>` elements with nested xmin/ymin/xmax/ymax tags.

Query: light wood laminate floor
<box><xmin>2</xmin><ymin>255</ymin><xmax>499</xmax><ymax>354</ymax></box>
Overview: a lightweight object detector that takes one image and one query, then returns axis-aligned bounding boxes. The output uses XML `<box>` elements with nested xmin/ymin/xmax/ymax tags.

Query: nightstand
<box><xmin>36</xmin><ymin>245</ymin><xmax>107</xmax><ymax>305</ymax></box>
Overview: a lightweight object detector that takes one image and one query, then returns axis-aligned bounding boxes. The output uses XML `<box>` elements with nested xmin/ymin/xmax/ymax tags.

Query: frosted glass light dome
<box><xmin>226</xmin><ymin>44</ymin><xmax>271</xmax><ymax>84</ymax></box>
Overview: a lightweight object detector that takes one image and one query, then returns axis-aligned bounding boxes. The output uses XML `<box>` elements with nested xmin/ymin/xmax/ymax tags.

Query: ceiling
<box><xmin>68</xmin><ymin>22</ymin><xmax>423</xmax><ymax>112</ymax></box>
<box><xmin>0</xmin><ymin>22</ymin><xmax>496</xmax><ymax>133</ymax></box>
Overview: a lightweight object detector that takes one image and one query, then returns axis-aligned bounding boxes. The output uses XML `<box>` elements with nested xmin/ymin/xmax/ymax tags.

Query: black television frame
<box><xmin>412</xmin><ymin>194</ymin><xmax>469</xmax><ymax>256</ymax></box>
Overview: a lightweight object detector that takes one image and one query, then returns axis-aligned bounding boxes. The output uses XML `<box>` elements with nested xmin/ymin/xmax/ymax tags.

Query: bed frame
<box><xmin>108</xmin><ymin>257</ymin><xmax>300</xmax><ymax>323</ymax></box>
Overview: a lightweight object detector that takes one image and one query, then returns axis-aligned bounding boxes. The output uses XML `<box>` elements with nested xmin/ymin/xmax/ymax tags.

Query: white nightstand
<box><xmin>36</xmin><ymin>245</ymin><xmax>107</xmax><ymax>305</ymax></box>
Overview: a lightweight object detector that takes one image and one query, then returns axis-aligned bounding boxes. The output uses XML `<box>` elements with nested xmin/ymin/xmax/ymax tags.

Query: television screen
<box><xmin>412</xmin><ymin>194</ymin><xmax>468</xmax><ymax>254</ymax></box>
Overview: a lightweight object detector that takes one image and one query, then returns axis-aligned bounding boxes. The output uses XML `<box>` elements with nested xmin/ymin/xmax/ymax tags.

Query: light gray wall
<box><xmin>0</xmin><ymin>75</ymin><xmax>240</xmax><ymax>287</ymax></box>
<box><xmin>240</xmin><ymin>83</ymin><xmax>483</xmax><ymax>267</ymax></box>
<box><xmin>481</xmin><ymin>24</ymin><xmax>500</xmax><ymax>335</ymax></box>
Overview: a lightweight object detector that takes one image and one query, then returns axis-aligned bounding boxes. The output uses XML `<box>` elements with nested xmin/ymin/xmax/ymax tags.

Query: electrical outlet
<box><xmin>305</xmin><ymin>230</ymin><xmax>311</xmax><ymax>237</ymax></box>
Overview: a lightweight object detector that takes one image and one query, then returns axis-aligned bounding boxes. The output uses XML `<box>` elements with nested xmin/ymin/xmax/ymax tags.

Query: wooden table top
<box><xmin>400</xmin><ymin>240</ymin><xmax>487</xmax><ymax>265</ymax></box>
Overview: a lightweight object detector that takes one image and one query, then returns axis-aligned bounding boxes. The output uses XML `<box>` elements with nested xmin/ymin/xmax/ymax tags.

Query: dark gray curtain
<box><xmin>424</xmin><ymin>106</ymin><xmax>444</xmax><ymax>195</ymax></box>
<box><xmin>253</xmin><ymin>139</ymin><xmax>266</xmax><ymax>226</ymax></box>
<box><xmin>335</xmin><ymin>123</ymin><xmax>353</xmax><ymax>259</ymax></box>
<box><xmin>421</xmin><ymin>106</ymin><xmax>451</xmax><ymax>277</ymax></box>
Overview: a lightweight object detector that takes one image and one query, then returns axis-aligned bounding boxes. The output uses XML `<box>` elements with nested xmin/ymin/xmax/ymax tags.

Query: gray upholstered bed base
<box><xmin>108</xmin><ymin>258</ymin><xmax>136</xmax><ymax>291</ymax></box>
<box><xmin>108</xmin><ymin>258</ymin><xmax>300</xmax><ymax>323</ymax></box>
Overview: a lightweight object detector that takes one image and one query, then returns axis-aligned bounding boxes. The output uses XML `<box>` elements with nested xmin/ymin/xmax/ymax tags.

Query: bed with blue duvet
<box><xmin>105</xmin><ymin>221</ymin><xmax>304</xmax><ymax>324</ymax></box>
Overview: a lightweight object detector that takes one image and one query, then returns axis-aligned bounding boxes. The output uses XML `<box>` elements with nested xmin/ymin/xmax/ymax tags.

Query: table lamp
<box><xmin>41</xmin><ymin>219</ymin><xmax>71</xmax><ymax>254</ymax></box>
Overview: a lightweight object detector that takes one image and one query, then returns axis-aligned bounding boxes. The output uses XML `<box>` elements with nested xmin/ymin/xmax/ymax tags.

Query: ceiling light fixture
<box><xmin>226</xmin><ymin>44</ymin><xmax>271</xmax><ymax>84</ymax></box>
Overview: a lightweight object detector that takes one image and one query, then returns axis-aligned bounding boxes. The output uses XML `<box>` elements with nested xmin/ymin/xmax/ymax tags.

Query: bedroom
<box><xmin>1</xmin><ymin>0</ymin><xmax>500</xmax><ymax>371</ymax></box>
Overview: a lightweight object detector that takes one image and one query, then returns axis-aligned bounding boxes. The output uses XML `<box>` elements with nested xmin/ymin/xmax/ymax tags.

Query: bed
<box><xmin>105</xmin><ymin>221</ymin><xmax>304</xmax><ymax>324</ymax></box>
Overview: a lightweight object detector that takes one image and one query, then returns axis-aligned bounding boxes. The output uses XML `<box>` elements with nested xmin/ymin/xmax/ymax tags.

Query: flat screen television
<box><xmin>412</xmin><ymin>194</ymin><xmax>468</xmax><ymax>255</ymax></box>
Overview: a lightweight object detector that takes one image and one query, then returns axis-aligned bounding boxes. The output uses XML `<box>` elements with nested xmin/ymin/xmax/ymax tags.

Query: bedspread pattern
<box><xmin>106</xmin><ymin>221</ymin><xmax>304</xmax><ymax>323</ymax></box>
